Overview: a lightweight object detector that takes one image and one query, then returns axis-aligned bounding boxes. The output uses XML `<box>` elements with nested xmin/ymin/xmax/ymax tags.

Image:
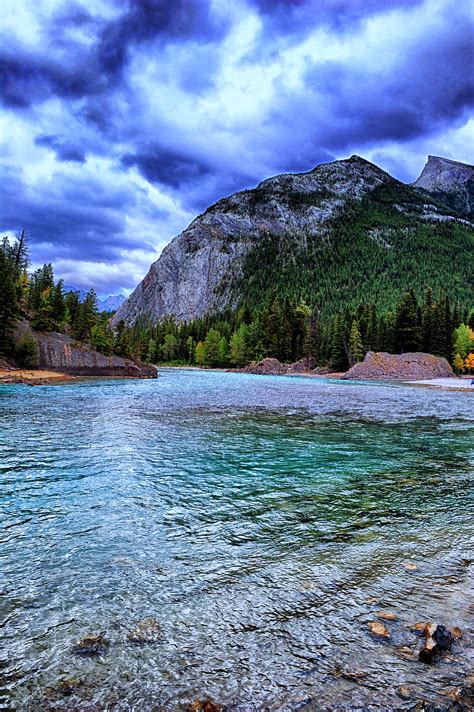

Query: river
<box><xmin>0</xmin><ymin>369</ymin><xmax>473</xmax><ymax>710</ymax></box>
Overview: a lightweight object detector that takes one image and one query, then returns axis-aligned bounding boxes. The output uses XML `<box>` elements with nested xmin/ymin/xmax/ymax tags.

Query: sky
<box><xmin>1</xmin><ymin>0</ymin><xmax>473</xmax><ymax>296</ymax></box>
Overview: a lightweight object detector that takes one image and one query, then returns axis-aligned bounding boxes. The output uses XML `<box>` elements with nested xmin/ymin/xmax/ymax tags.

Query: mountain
<box><xmin>63</xmin><ymin>285</ymin><xmax>126</xmax><ymax>312</ymax></box>
<box><xmin>97</xmin><ymin>294</ymin><xmax>126</xmax><ymax>312</ymax></box>
<box><xmin>413</xmin><ymin>155</ymin><xmax>474</xmax><ymax>219</ymax></box>
<box><xmin>111</xmin><ymin>155</ymin><xmax>474</xmax><ymax>327</ymax></box>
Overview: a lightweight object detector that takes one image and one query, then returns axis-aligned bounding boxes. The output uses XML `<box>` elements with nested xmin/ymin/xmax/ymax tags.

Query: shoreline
<box><xmin>159</xmin><ymin>365</ymin><xmax>473</xmax><ymax>390</ymax></box>
<box><xmin>0</xmin><ymin>368</ymin><xmax>76</xmax><ymax>385</ymax></box>
<box><xmin>2</xmin><ymin>365</ymin><xmax>472</xmax><ymax>391</ymax></box>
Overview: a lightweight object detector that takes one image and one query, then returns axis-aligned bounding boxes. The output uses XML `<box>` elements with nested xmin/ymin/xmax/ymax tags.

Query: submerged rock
<box><xmin>342</xmin><ymin>351</ymin><xmax>455</xmax><ymax>381</ymax></box>
<box><xmin>418</xmin><ymin>623</ymin><xmax>456</xmax><ymax>663</ymax></box>
<box><xmin>367</xmin><ymin>620</ymin><xmax>391</xmax><ymax>638</ymax></box>
<box><xmin>57</xmin><ymin>678</ymin><xmax>83</xmax><ymax>696</ymax></box>
<box><xmin>377</xmin><ymin>610</ymin><xmax>398</xmax><ymax>620</ymax></box>
<box><xmin>72</xmin><ymin>633</ymin><xmax>110</xmax><ymax>656</ymax></box>
<box><xmin>127</xmin><ymin>617</ymin><xmax>161</xmax><ymax>643</ymax></box>
<box><xmin>433</xmin><ymin>625</ymin><xmax>454</xmax><ymax>651</ymax></box>
<box><xmin>189</xmin><ymin>698</ymin><xmax>222</xmax><ymax>712</ymax></box>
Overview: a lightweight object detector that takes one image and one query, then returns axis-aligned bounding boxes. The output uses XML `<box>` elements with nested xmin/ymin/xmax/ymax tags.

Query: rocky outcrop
<box><xmin>244</xmin><ymin>358</ymin><xmax>288</xmax><ymax>375</ymax></box>
<box><xmin>13</xmin><ymin>324</ymin><xmax>157</xmax><ymax>378</ymax></box>
<box><xmin>34</xmin><ymin>331</ymin><xmax>157</xmax><ymax>377</ymax></box>
<box><xmin>413</xmin><ymin>155</ymin><xmax>474</xmax><ymax>219</ymax></box>
<box><xmin>342</xmin><ymin>351</ymin><xmax>455</xmax><ymax>381</ymax></box>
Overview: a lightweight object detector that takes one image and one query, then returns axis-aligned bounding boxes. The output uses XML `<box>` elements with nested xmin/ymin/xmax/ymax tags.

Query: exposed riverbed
<box><xmin>0</xmin><ymin>370</ymin><xmax>473</xmax><ymax>710</ymax></box>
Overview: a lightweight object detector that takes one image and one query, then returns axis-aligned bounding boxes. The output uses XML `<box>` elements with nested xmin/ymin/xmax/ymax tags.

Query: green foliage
<box><xmin>0</xmin><ymin>247</ymin><xmax>19</xmax><ymax>355</ymax></box>
<box><xmin>394</xmin><ymin>290</ymin><xmax>421</xmax><ymax>353</ymax></box>
<box><xmin>90</xmin><ymin>318</ymin><xmax>114</xmax><ymax>356</ymax></box>
<box><xmin>224</xmin><ymin>182</ymin><xmax>474</xmax><ymax>319</ymax></box>
<box><xmin>203</xmin><ymin>328</ymin><xmax>221</xmax><ymax>367</ymax></box>
<box><xmin>349</xmin><ymin>320</ymin><xmax>364</xmax><ymax>363</ymax></box>
<box><xmin>15</xmin><ymin>334</ymin><xmax>39</xmax><ymax>368</ymax></box>
<box><xmin>452</xmin><ymin>324</ymin><xmax>473</xmax><ymax>360</ymax></box>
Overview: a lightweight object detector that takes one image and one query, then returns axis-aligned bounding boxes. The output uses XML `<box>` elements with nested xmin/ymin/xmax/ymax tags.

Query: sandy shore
<box><xmin>407</xmin><ymin>377</ymin><xmax>473</xmax><ymax>390</ymax></box>
<box><xmin>0</xmin><ymin>369</ymin><xmax>74</xmax><ymax>384</ymax></box>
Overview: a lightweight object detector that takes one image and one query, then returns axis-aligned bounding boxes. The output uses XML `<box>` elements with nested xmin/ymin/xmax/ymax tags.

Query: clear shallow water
<box><xmin>0</xmin><ymin>370</ymin><xmax>473</xmax><ymax>711</ymax></box>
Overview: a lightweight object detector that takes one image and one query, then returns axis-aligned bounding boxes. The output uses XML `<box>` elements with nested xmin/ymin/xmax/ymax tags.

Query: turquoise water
<box><xmin>0</xmin><ymin>370</ymin><xmax>473</xmax><ymax>711</ymax></box>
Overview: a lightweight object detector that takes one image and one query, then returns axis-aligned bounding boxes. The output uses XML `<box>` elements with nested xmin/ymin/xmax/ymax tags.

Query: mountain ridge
<box><xmin>112</xmin><ymin>155</ymin><xmax>473</xmax><ymax>327</ymax></box>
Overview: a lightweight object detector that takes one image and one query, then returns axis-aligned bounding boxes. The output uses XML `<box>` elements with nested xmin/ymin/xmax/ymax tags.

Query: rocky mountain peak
<box><xmin>111</xmin><ymin>154</ymin><xmax>473</xmax><ymax>328</ymax></box>
<box><xmin>413</xmin><ymin>155</ymin><xmax>473</xmax><ymax>191</ymax></box>
<box><xmin>413</xmin><ymin>155</ymin><xmax>474</xmax><ymax>218</ymax></box>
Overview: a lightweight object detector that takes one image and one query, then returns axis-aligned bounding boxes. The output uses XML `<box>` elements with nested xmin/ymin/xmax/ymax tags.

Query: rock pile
<box><xmin>342</xmin><ymin>351</ymin><xmax>455</xmax><ymax>381</ymax></box>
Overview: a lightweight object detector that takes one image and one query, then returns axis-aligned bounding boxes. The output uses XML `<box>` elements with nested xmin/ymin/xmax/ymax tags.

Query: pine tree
<box><xmin>203</xmin><ymin>328</ymin><xmax>221</xmax><ymax>367</ymax></box>
<box><xmin>330</xmin><ymin>314</ymin><xmax>349</xmax><ymax>371</ymax></box>
<box><xmin>349</xmin><ymin>320</ymin><xmax>364</xmax><ymax>364</ymax></box>
<box><xmin>51</xmin><ymin>280</ymin><xmax>67</xmax><ymax>327</ymax></box>
<box><xmin>394</xmin><ymin>291</ymin><xmax>421</xmax><ymax>353</ymax></box>
<box><xmin>195</xmin><ymin>340</ymin><xmax>204</xmax><ymax>367</ymax></box>
<box><xmin>303</xmin><ymin>309</ymin><xmax>321</xmax><ymax>367</ymax></box>
<box><xmin>0</xmin><ymin>250</ymin><xmax>18</xmax><ymax>355</ymax></box>
<box><xmin>218</xmin><ymin>336</ymin><xmax>228</xmax><ymax>365</ymax></box>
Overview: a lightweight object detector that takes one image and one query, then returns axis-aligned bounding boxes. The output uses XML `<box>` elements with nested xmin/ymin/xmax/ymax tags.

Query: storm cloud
<box><xmin>0</xmin><ymin>0</ymin><xmax>472</xmax><ymax>294</ymax></box>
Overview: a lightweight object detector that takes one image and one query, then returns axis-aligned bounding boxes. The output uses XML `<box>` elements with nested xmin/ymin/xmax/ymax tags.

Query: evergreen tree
<box><xmin>330</xmin><ymin>314</ymin><xmax>349</xmax><ymax>371</ymax></box>
<box><xmin>203</xmin><ymin>328</ymin><xmax>221</xmax><ymax>367</ymax></box>
<box><xmin>229</xmin><ymin>324</ymin><xmax>248</xmax><ymax>366</ymax></box>
<box><xmin>51</xmin><ymin>280</ymin><xmax>67</xmax><ymax>327</ymax></box>
<box><xmin>15</xmin><ymin>334</ymin><xmax>39</xmax><ymax>367</ymax></box>
<box><xmin>394</xmin><ymin>291</ymin><xmax>421</xmax><ymax>353</ymax></box>
<box><xmin>0</xmin><ymin>250</ymin><xmax>19</xmax><ymax>355</ymax></box>
<box><xmin>349</xmin><ymin>320</ymin><xmax>364</xmax><ymax>364</ymax></box>
<box><xmin>303</xmin><ymin>309</ymin><xmax>321</xmax><ymax>366</ymax></box>
<box><xmin>218</xmin><ymin>336</ymin><xmax>228</xmax><ymax>365</ymax></box>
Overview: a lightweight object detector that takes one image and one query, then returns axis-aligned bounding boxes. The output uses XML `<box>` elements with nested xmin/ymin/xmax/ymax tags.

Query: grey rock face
<box><xmin>413</xmin><ymin>155</ymin><xmax>474</xmax><ymax>218</ymax></box>
<box><xmin>24</xmin><ymin>328</ymin><xmax>157</xmax><ymax>377</ymax></box>
<box><xmin>111</xmin><ymin>156</ymin><xmax>391</xmax><ymax>326</ymax></box>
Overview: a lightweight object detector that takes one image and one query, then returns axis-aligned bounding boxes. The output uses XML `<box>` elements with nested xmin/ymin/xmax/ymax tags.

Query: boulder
<box><xmin>287</xmin><ymin>357</ymin><xmax>315</xmax><ymax>373</ymax></box>
<box><xmin>72</xmin><ymin>633</ymin><xmax>109</xmax><ymax>656</ymax></box>
<box><xmin>342</xmin><ymin>351</ymin><xmax>455</xmax><ymax>381</ymax></box>
<box><xmin>127</xmin><ymin>618</ymin><xmax>161</xmax><ymax>643</ymax></box>
<box><xmin>245</xmin><ymin>358</ymin><xmax>287</xmax><ymax>375</ymax></box>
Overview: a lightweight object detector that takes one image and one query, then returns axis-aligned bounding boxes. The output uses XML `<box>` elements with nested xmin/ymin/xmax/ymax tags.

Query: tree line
<box><xmin>1</xmin><ymin>231</ymin><xmax>472</xmax><ymax>372</ymax></box>
<box><xmin>0</xmin><ymin>233</ymin><xmax>113</xmax><ymax>365</ymax></box>
<box><xmin>114</xmin><ymin>289</ymin><xmax>474</xmax><ymax>372</ymax></box>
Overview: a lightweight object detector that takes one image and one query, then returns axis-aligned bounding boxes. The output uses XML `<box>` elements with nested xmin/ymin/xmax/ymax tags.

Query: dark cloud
<box><xmin>0</xmin><ymin>165</ymin><xmax>135</xmax><ymax>259</ymax></box>
<box><xmin>97</xmin><ymin>0</ymin><xmax>226</xmax><ymax>75</ymax></box>
<box><xmin>0</xmin><ymin>0</ymin><xmax>472</xmax><ymax>292</ymax></box>
<box><xmin>121</xmin><ymin>145</ymin><xmax>213</xmax><ymax>188</ymax></box>
<box><xmin>34</xmin><ymin>134</ymin><xmax>87</xmax><ymax>163</ymax></box>
<box><xmin>249</xmin><ymin>0</ymin><xmax>425</xmax><ymax>37</ymax></box>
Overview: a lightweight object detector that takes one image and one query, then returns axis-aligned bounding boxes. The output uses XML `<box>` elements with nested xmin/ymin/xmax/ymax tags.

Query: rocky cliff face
<box><xmin>111</xmin><ymin>156</ymin><xmax>392</xmax><ymax>326</ymax></box>
<box><xmin>15</xmin><ymin>323</ymin><xmax>157</xmax><ymax>377</ymax></box>
<box><xmin>112</xmin><ymin>155</ymin><xmax>473</xmax><ymax>327</ymax></box>
<box><xmin>342</xmin><ymin>351</ymin><xmax>455</xmax><ymax>381</ymax></box>
<box><xmin>34</xmin><ymin>331</ymin><xmax>157</xmax><ymax>377</ymax></box>
<box><xmin>413</xmin><ymin>155</ymin><xmax>474</xmax><ymax>219</ymax></box>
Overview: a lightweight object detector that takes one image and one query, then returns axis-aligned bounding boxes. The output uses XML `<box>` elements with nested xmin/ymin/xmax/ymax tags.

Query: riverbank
<box><xmin>408</xmin><ymin>377</ymin><xmax>473</xmax><ymax>390</ymax></box>
<box><xmin>0</xmin><ymin>368</ymin><xmax>75</xmax><ymax>385</ymax></box>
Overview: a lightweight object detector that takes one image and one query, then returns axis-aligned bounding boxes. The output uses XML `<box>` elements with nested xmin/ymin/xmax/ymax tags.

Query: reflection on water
<box><xmin>0</xmin><ymin>370</ymin><xmax>473</xmax><ymax>710</ymax></box>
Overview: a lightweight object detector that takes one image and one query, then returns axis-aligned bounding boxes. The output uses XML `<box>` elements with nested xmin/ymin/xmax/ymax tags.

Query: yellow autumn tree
<box><xmin>464</xmin><ymin>352</ymin><xmax>474</xmax><ymax>374</ymax></box>
<box><xmin>453</xmin><ymin>353</ymin><xmax>465</xmax><ymax>372</ymax></box>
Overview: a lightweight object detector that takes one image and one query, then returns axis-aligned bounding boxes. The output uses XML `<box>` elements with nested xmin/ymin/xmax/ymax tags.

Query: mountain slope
<box><xmin>112</xmin><ymin>155</ymin><xmax>474</xmax><ymax>326</ymax></box>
